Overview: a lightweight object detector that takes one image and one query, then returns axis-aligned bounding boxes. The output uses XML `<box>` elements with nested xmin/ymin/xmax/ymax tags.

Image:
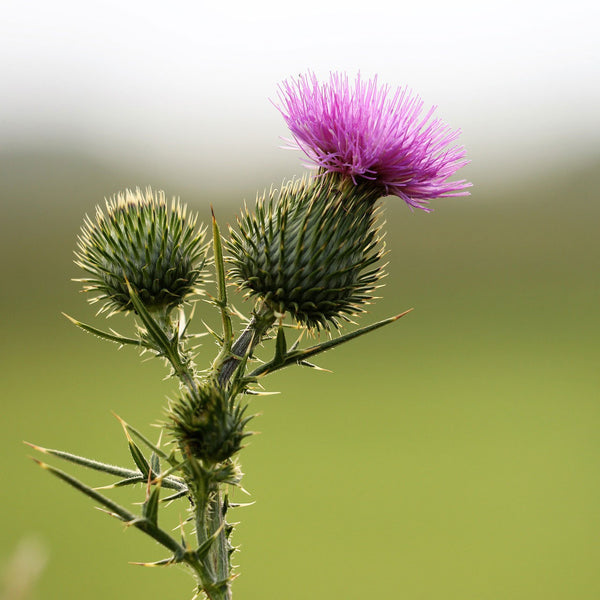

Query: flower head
<box><xmin>75</xmin><ymin>188</ymin><xmax>208</xmax><ymax>314</ymax></box>
<box><xmin>168</xmin><ymin>382</ymin><xmax>252</xmax><ymax>464</ymax></box>
<box><xmin>228</xmin><ymin>173</ymin><xmax>384</xmax><ymax>330</ymax></box>
<box><xmin>276</xmin><ymin>72</ymin><xmax>471</xmax><ymax>211</ymax></box>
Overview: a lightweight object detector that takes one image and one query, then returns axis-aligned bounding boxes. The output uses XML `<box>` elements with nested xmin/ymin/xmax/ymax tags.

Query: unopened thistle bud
<box><xmin>75</xmin><ymin>188</ymin><xmax>207</xmax><ymax>314</ymax></box>
<box><xmin>168</xmin><ymin>383</ymin><xmax>252</xmax><ymax>464</ymax></box>
<box><xmin>228</xmin><ymin>172</ymin><xmax>384</xmax><ymax>330</ymax></box>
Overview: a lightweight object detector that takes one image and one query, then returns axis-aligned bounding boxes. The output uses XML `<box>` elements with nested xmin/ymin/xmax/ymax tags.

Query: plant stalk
<box><xmin>218</xmin><ymin>303</ymin><xmax>276</xmax><ymax>385</ymax></box>
<box><xmin>190</xmin><ymin>467</ymin><xmax>232</xmax><ymax>600</ymax></box>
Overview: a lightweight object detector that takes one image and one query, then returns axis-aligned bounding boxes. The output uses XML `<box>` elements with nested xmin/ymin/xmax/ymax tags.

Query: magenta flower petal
<box><xmin>276</xmin><ymin>72</ymin><xmax>471</xmax><ymax>211</ymax></box>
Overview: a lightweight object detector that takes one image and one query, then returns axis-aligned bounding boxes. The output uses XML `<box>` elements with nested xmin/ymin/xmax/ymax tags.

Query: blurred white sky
<box><xmin>1</xmin><ymin>0</ymin><xmax>599</xmax><ymax>187</ymax></box>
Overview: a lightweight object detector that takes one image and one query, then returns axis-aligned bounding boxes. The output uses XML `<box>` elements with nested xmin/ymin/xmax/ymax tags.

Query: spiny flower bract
<box><xmin>228</xmin><ymin>173</ymin><xmax>384</xmax><ymax>330</ymax></box>
<box><xmin>276</xmin><ymin>71</ymin><xmax>471</xmax><ymax>211</ymax></box>
<box><xmin>168</xmin><ymin>383</ymin><xmax>253</xmax><ymax>464</ymax></box>
<box><xmin>75</xmin><ymin>188</ymin><xmax>207</xmax><ymax>314</ymax></box>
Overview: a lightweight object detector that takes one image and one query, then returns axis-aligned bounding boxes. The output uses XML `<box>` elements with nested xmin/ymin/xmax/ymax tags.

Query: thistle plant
<box><xmin>28</xmin><ymin>71</ymin><xmax>470</xmax><ymax>600</ymax></box>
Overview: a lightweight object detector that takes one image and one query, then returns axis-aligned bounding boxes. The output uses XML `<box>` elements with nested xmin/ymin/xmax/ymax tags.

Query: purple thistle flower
<box><xmin>276</xmin><ymin>72</ymin><xmax>471</xmax><ymax>211</ymax></box>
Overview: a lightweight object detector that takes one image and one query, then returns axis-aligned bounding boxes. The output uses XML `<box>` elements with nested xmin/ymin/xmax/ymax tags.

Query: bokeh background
<box><xmin>1</xmin><ymin>0</ymin><xmax>599</xmax><ymax>598</ymax></box>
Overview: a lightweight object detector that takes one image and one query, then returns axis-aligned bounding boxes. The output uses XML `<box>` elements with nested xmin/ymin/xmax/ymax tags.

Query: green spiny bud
<box><xmin>75</xmin><ymin>188</ymin><xmax>208</xmax><ymax>314</ymax></box>
<box><xmin>228</xmin><ymin>172</ymin><xmax>384</xmax><ymax>330</ymax></box>
<box><xmin>168</xmin><ymin>383</ymin><xmax>252</xmax><ymax>464</ymax></box>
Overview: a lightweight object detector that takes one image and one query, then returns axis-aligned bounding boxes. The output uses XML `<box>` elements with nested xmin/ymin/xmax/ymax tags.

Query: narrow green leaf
<box><xmin>161</xmin><ymin>489</ymin><xmax>188</xmax><ymax>503</ymax></box>
<box><xmin>125</xmin><ymin>282</ymin><xmax>172</xmax><ymax>353</ymax></box>
<box><xmin>63</xmin><ymin>314</ymin><xmax>143</xmax><ymax>347</ymax></box>
<box><xmin>26</xmin><ymin>442</ymin><xmax>186</xmax><ymax>491</ymax></box>
<box><xmin>112</xmin><ymin>413</ymin><xmax>175</xmax><ymax>465</ymax></box>
<box><xmin>211</xmin><ymin>208</ymin><xmax>233</xmax><ymax>351</ymax></box>
<box><xmin>32</xmin><ymin>459</ymin><xmax>186</xmax><ymax>557</ymax></box>
<box><xmin>143</xmin><ymin>483</ymin><xmax>161</xmax><ymax>526</ymax></box>
<box><xmin>150</xmin><ymin>452</ymin><xmax>160</xmax><ymax>477</ymax></box>
<box><xmin>128</xmin><ymin>439</ymin><xmax>150</xmax><ymax>479</ymax></box>
<box><xmin>196</xmin><ymin>522</ymin><xmax>225</xmax><ymax>560</ymax></box>
<box><xmin>290</xmin><ymin>310</ymin><xmax>412</xmax><ymax>363</ymax></box>
<box><xmin>202</xmin><ymin>320</ymin><xmax>223</xmax><ymax>344</ymax></box>
<box><xmin>25</xmin><ymin>442</ymin><xmax>139</xmax><ymax>479</ymax></box>
<box><xmin>249</xmin><ymin>310</ymin><xmax>412</xmax><ymax>378</ymax></box>
<box><xmin>273</xmin><ymin>326</ymin><xmax>287</xmax><ymax>365</ymax></box>
<box><xmin>33</xmin><ymin>458</ymin><xmax>138</xmax><ymax>522</ymax></box>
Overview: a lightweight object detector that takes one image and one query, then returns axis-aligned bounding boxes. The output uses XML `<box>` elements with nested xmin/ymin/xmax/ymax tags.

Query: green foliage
<box><xmin>248</xmin><ymin>309</ymin><xmax>412</xmax><ymax>379</ymax></box>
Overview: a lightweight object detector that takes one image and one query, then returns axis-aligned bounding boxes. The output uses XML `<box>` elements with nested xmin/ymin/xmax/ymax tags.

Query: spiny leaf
<box><xmin>143</xmin><ymin>481</ymin><xmax>161</xmax><ymax>526</ymax></box>
<box><xmin>63</xmin><ymin>314</ymin><xmax>144</xmax><ymax>347</ymax></box>
<box><xmin>118</xmin><ymin>419</ymin><xmax>151</xmax><ymax>478</ymax></box>
<box><xmin>161</xmin><ymin>489</ymin><xmax>188</xmax><ymax>503</ymax></box>
<box><xmin>32</xmin><ymin>458</ymin><xmax>137</xmax><ymax>522</ymax></box>
<box><xmin>154</xmin><ymin>460</ymin><xmax>186</xmax><ymax>484</ymax></box>
<box><xmin>26</xmin><ymin>442</ymin><xmax>186</xmax><ymax>491</ymax></box>
<box><xmin>128</xmin><ymin>438</ymin><xmax>151</xmax><ymax>479</ymax></box>
<box><xmin>33</xmin><ymin>459</ymin><xmax>187</xmax><ymax>556</ymax></box>
<box><xmin>249</xmin><ymin>310</ymin><xmax>412</xmax><ymax>378</ymax></box>
<box><xmin>202</xmin><ymin>320</ymin><xmax>223</xmax><ymax>344</ymax></box>
<box><xmin>25</xmin><ymin>442</ymin><xmax>139</xmax><ymax>479</ymax></box>
<box><xmin>125</xmin><ymin>281</ymin><xmax>172</xmax><ymax>353</ymax></box>
<box><xmin>273</xmin><ymin>326</ymin><xmax>287</xmax><ymax>365</ymax></box>
<box><xmin>196</xmin><ymin>522</ymin><xmax>225</xmax><ymax>560</ymax></box>
<box><xmin>212</xmin><ymin>207</ymin><xmax>233</xmax><ymax>351</ymax></box>
<box><xmin>113</xmin><ymin>413</ymin><xmax>171</xmax><ymax>463</ymax></box>
<box><xmin>150</xmin><ymin>452</ymin><xmax>161</xmax><ymax>477</ymax></box>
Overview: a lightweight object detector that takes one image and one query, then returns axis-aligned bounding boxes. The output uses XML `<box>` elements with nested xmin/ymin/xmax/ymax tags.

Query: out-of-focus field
<box><xmin>1</xmin><ymin>151</ymin><xmax>599</xmax><ymax>599</ymax></box>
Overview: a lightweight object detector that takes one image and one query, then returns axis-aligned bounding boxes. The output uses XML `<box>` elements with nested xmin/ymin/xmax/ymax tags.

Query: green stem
<box><xmin>147</xmin><ymin>307</ymin><xmax>231</xmax><ymax>599</ymax></box>
<box><xmin>217</xmin><ymin>302</ymin><xmax>276</xmax><ymax>385</ymax></box>
<box><xmin>153</xmin><ymin>299</ymin><xmax>275</xmax><ymax>599</ymax></box>
<box><xmin>190</xmin><ymin>467</ymin><xmax>232</xmax><ymax>600</ymax></box>
<box><xmin>155</xmin><ymin>310</ymin><xmax>200</xmax><ymax>397</ymax></box>
<box><xmin>207</xmin><ymin>489</ymin><xmax>231</xmax><ymax>591</ymax></box>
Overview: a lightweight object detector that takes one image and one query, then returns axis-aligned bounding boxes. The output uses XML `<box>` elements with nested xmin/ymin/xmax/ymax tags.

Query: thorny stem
<box><xmin>157</xmin><ymin>302</ymin><xmax>275</xmax><ymax>599</ymax></box>
<box><xmin>154</xmin><ymin>310</ymin><xmax>200</xmax><ymax>397</ymax></box>
<box><xmin>188</xmin><ymin>465</ymin><xmax>232</xmax><ymax>600</ymax></box>
<box><xmin>218</xmin><ymin>304</ymin><xmax>276</xmax><ymax>386</ymax></box>
<box><xmin>147</xmin><ymin>311</ymin><xmax>231</xmax><ymax>599</ymax></box>
<box><xmin>207</xmin><ymin>489</ymin><xmax>230</xmax><ymax>585</ymax></box>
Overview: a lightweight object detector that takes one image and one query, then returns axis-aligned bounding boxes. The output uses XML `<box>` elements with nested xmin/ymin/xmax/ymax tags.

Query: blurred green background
<box><xmin>1</xmin><ymin>147</ymin><xmax>599</xmax><ymax>599</ymax></box>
